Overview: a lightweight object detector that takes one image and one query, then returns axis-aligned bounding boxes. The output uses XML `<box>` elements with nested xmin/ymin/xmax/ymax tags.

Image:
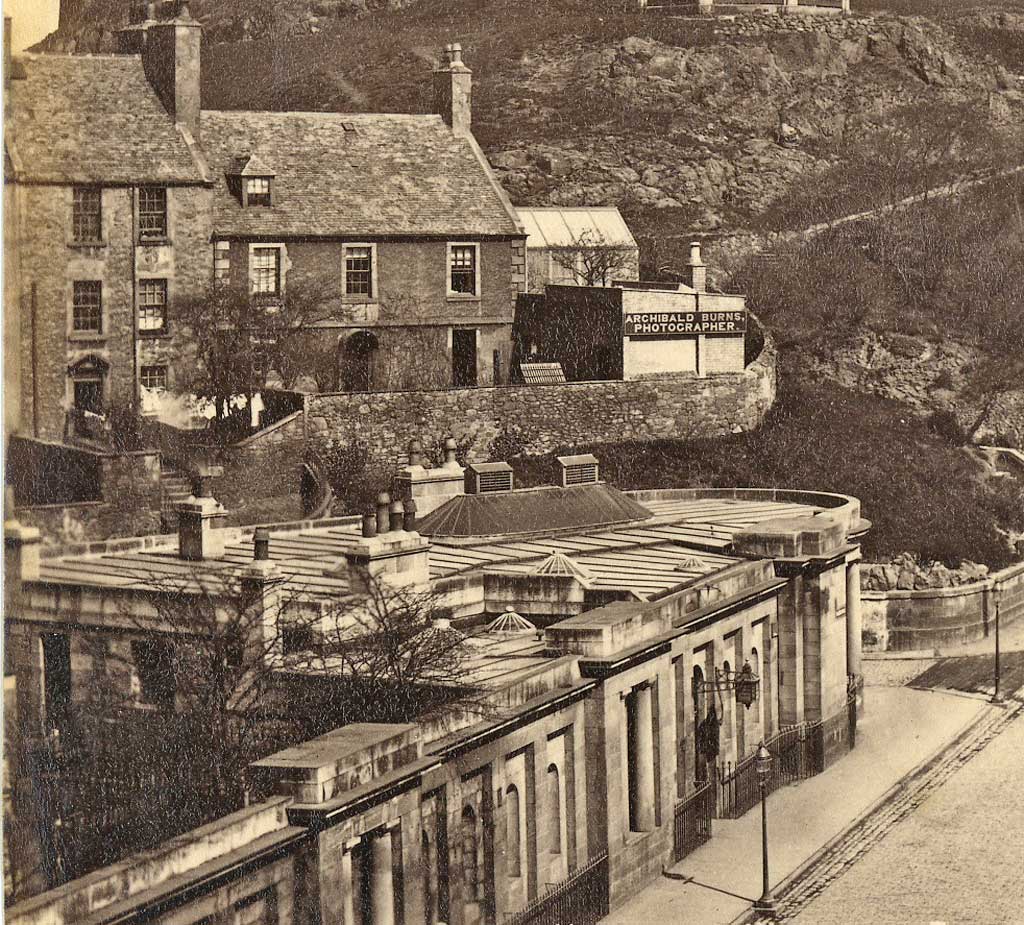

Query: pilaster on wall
<box><xmin>800</xmin><ymin>574</ymin><xmax>825</xmax><ymax>724</ymax></box>
<box><xmin>777</xmin><ymin>578</ymin><xmax>805</xmax><ymax>727</ymax></box>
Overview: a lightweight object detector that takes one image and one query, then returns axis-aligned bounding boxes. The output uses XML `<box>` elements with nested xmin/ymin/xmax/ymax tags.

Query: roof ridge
<box><xmin>201</xmin><ymin>110</ymin><xmax>443</xmax><ymax>120</ymax></box>
<box><xmin>21</xmin><ymin>52</ymin><xmax>142</xmax><ymax>60</ymax></box>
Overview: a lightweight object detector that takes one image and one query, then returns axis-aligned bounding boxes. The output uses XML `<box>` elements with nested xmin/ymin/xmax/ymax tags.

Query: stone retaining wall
<box><xmin>862</xmin><ymin>560</ymin><xmax>1024</xmax><ymax>652</ymax></box>
<box><xmin>307</xmin><ymin>339</ymin><xmax>776</xmax><ymax>471</ymax></box>
<box><xmin>17</xmin><ymin>452</ymin><xmax>163</xmax><ymax>548</ymax></box>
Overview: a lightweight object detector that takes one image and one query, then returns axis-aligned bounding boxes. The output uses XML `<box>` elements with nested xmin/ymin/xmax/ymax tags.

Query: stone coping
<box><xmin>229</xmin><ymin>409</ymin><xmax>304</xmax><ymax>449</ymax></box>
<box><xmin>7</xmin><ymin>797</ymin><xmax>293</xmax><ymax>925</ymax></box>
<box><xmin>627</xmin><ymin>486</ymin><xmax>864</xmax><ymax>534</ymax></box>
<box><xmin>37</xmin><ymin>515</ymin><xmax>362</xmax><ymax>559</ymax></box>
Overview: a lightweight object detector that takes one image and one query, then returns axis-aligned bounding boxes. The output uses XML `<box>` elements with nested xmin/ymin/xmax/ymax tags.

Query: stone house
<box><xmin>3</xmin><ymin>3</ymin><xmax>526</xmax><ymax>446</ymax></box>
<box><xmin>5</xmin><ymin>451</ymin><xmax>868</xmax><ymax>923</ymax></box>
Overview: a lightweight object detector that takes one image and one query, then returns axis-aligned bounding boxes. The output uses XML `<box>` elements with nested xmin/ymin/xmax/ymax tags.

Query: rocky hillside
<box><xmin>43</xmin><ymin>2</ymin><xmax>1023</xmax><ymax>237</ymax></box>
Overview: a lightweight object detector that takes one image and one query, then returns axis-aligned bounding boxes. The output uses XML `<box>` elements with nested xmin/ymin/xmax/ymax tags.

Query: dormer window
<box><xmin>245</xmin><ymin>177</ymin><xmax>272</xmax><ymax>207</ymax></box>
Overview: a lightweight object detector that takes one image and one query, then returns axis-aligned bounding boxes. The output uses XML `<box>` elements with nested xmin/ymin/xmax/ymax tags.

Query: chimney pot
<box><xmin>408</xmin><ymin>439</ymin><xmax>423</xmax><ymax>468</ymax></box>
<box><xmin>402</xmin><ymin>498</ymin><xmax>418</xmax><ymax>532</ymax></box>
<box><xmin>376</xmin><ymin>492</ymin><xmax>391</xmax><ymax>534</ymax></box>
<box><xmin>448</xmin><ymin>43</ymin><xmax>464</xmax><ymax>66</ymax></box>
<box><xmin>686</xmin><ymin>240</ymin><xmax>707</xmax><ymax>292</ymax></box>
<box><xmin>362</xmin><ymin>513</ymin><xmax>377</xmax><ymax>538</ymax></box>
<box><xmin>444</xmin><ymin>437</ymin><xmax>458</xmax><ymax>465</ymax></box>
<box><xmin>389</xmin><ymin>499</ymin><xmax>405</xmax><ymax>532</ymax></box>
<box><xmin>253</xmin><ymin>528</ymin><xmax>270</xmax><ymax>561</ymax></box>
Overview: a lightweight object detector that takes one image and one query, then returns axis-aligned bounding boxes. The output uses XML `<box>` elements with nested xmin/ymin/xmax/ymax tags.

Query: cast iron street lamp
<box><xmin>991</xmin><ymin>595</ymin><xmax>1004</xmax><ymax>704</ymax></box>
<box><xmin>753</xmin><ymin>742</ymin><xmax>776</xmax><ymax>918</ymax></box>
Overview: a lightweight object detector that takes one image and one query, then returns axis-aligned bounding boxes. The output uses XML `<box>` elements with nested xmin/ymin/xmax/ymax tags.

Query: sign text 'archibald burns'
<box><xmin>624</xmin><ymin>310</ymin><xmax>747</xmax><ymax>337</ymax></box>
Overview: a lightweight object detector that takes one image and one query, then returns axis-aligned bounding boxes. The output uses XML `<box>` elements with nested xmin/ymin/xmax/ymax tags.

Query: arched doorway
<box><xmin>67</xmin><ymin>355</ymin><xmax>109</xmax><ymax>438</ymax></box>
<box><xmin>341</xmin><ymin>330</ymin><xmax>379</xmax><ymax>392</ymax></box>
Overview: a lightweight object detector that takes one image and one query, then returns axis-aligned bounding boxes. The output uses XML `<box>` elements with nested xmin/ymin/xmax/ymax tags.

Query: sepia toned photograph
<box><xmin>2</xmin><ymin>0</ymin><xmax>1022</xmax><ymax>923</ymax></box>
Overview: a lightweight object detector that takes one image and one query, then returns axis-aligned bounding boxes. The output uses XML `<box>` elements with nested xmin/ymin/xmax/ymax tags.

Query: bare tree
<box><xmin>30</xmin><ymin>563</ymin><xmax>476</xmax><ymax>887</ymax></box>
<box><xmin>173</xmin><ymin>275</ymin><xmax>336</xmax><ymax>418</ymax></box>
<box><xmin>549</xmin><ymin>228</ymin><xmax>637</xmax><ymax>287</ymax></box>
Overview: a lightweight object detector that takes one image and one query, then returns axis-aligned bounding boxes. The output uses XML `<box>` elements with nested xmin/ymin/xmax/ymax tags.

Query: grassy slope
<box><xmin>734</xmin><ymin>173</ymin><xmax>1024</xmax><ymax>356</ymax></box>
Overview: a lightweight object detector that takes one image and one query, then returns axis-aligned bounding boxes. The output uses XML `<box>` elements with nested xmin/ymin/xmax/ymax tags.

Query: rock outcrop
<box><xmin>862</xmin><ymin>553</ymin><xmax>990</xmax><ymax>592</ymax></box>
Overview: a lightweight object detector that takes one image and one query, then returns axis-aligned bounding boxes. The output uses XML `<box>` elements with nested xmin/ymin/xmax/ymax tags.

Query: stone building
<box><xmin>5</xmin><ymin>451</ymin><xmax>868</xmax><ymax>924</ymax></box>
<box><xmin>4</xmin><ymin>3</ymin><xmax>526</xmax><ymax>445</ymax></box>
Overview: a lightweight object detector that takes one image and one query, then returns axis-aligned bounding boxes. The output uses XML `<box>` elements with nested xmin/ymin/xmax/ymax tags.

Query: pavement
<box><xmin>601</xmin><ymin>686</ymin><xmax>987</xmax><ymax>925</ymax></box>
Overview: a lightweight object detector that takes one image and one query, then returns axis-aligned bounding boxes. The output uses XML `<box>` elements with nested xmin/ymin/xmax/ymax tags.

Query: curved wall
<box><xmin>307</xmin><ymin>339</ymin><xmax>777</xmax><ymax>472</ymax></box>
<box><xmin>862</xmin><ymin>560</ymin><xmax>1024</xmax><ymax>652</ymax></box>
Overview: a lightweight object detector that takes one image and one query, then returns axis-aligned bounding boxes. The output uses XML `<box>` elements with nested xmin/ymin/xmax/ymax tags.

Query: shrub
<box><xmin>926</xmin><ymin>410</ymin><xmax>967</xmax><ymax>446</ymax></box>
<box><xmin>316</xmin><ymin>442</ymin><xmax>392</xmax><ymax>515</ymax></box>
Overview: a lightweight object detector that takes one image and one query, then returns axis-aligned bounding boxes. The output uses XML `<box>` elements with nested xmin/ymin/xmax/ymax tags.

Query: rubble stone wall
<box><xmin>307</xmin><ymin>339</ymin><xmax>776</xmax><ymax>471</ymax></box>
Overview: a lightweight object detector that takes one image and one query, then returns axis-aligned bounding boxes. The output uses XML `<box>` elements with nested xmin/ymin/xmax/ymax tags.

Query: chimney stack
<box><xmin>177</xmin><ymin>466</ymin><xmax>226</xmax><ymax>561</ymax></box>
<box><xmin>434</xmin><ymin>42</ymin><xmax>472</xmax><ymax>137</ymax></box>
<box><xmin>685</xmin><ymin>241</ymin><xmax>706</xmax><ymax>292</ymax></box>
<box><xmin>136</xmin><ymin>1</ymin><xmax>202</xmax><ymax>144</ymax></box>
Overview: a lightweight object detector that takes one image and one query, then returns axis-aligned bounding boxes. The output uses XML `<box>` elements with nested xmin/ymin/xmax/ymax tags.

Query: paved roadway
<box><xmin>781</xmin><ymin>703</ymin><xmax>1024</xmax><ymax>925</ymax></box>
<box><xmin>755</xmin><ymin>647</ymin><xmax>1024</xmax><ymax>925</ymax></box>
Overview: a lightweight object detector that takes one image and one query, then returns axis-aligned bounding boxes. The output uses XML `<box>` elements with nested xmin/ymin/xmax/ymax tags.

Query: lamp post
<box><xmin>753</xmin><ymin>742</ymin><xmax>776</xmax><ymax>918</ymax></box>
<box><xmin>991</xmin><ymin>594</ymin><xmax>1004</xmax><ymax>705</ymax></box>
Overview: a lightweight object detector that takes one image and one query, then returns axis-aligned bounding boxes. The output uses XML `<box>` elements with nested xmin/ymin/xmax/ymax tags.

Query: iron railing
<box><xmin>505</xmin><ymin>854</ymin><xmax>609</xmax><ymax>925</ymax></box>
<box><xmin>716</xmin><ymin>686</ymin><xmax>859</xmax><ymax>820</ymax></box>
<box><xmin>673</xmin><ymin>780</ymin><xmax>715</xmax><ymax>862</ymax></box>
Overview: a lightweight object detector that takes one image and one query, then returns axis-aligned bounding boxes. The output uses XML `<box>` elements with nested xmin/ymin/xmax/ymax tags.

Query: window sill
<box><xmin>137</xmin><ymin>236</ymin><xmax>171</xmax><ymax>247</ymax></box>
<box><xmin>341</xmin><ymin>295</ymin><xmax>379</xmax><ymax>305</ymax></box>
<box><xmin>447</xmin><ymin>293</ymin><xmax>481</xmax><ymax>302</ymax></box>
<box><xmin>139</xmin><ymin>329</ymin><xmax>170</xmax><ymax>338</ymax></box>
<box><xmin>68</xmin><ymin>332</ymin><xmax>107</xmax><ymax>344</ymax></box>
<box><xmin>68</xmin><ymin>240</ymin><xmax>106</xmax><ymax>250</ymax></box>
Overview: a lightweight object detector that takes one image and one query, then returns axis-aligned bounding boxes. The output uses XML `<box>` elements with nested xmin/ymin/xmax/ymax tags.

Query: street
<box><xmin>785</xmin><ymin>703</ymin><xmax>1024</xmax><ymax>925</ymax></box>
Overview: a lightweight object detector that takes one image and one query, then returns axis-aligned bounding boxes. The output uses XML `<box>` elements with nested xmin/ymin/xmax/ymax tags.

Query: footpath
<box><xmin>601</xmin><ymin>686</ymin><xmax>990</xmax><ymax>925</ymax></box>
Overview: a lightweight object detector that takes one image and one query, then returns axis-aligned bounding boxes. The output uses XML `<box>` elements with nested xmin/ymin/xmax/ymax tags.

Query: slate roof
<box><xmin>6</xmin><ymin>54</ymin><xmax>207</xmax><ymax>185</ymax></box>
<box><xmin>200</xmin><ymin>111</ymin><xmax>523</xmax><ymax>238</ymax></box>
<box><xmin>415</xmin><ymin>483</ymin><xmax>653</xmax><ymax>540</ymax></box>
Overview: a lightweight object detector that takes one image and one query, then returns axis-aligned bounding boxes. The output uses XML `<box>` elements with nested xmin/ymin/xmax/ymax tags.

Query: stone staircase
<box><xmin>159</xmin><ymin>463</ymin><xmax>194</xmax><ymax>532</ymax></box>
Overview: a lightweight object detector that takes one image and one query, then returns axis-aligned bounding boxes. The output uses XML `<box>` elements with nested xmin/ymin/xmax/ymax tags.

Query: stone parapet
<box><xmin>861</xmin><ymin>559</ymin><xmax>1024</xmax><ymax>652</ymax></box>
